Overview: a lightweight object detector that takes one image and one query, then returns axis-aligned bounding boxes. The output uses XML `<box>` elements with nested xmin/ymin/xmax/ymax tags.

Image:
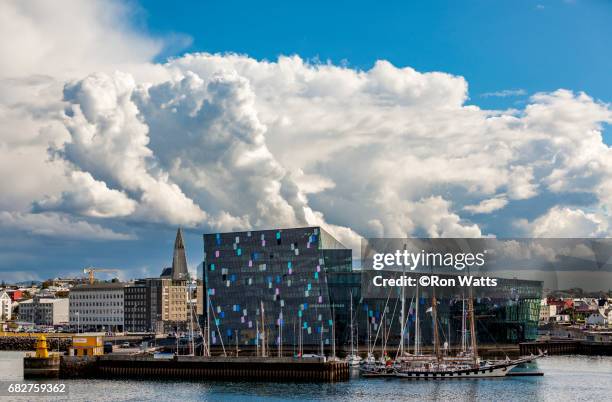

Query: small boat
<box><xmin>359</xmin><ymin>361</ymin><xmax>396</xmax><ymax>377</ymax></box>
<box><xmin>359</xmin><ymin>352</ymin><xmax>396</xmax><ymax>377</ymax></box>
<box><xmin>346</xmin><ymin>354</ymin><xmax>362</xmax><ymax>367</ymax></box>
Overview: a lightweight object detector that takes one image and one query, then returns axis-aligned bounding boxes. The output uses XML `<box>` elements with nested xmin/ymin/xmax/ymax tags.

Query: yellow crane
<box><xmin>83</xmin><ymin>267</ymin><xmax>120</xmax><ymax>285</ymax></box>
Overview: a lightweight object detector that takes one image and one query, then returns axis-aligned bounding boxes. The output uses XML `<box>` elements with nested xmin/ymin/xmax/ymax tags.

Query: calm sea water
<box><xmin>2</xmin><ymin>352</ymin><xmax>611</xmax><ymax>401</ymax></box>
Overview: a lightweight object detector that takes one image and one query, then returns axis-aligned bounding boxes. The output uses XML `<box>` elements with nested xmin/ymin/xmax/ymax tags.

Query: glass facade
<box><xmin>203</xmin><ymin>227</ymin><xmax>351</xmax><ymax>349</ymax></box>
<box><xmin>328</xmin><ymin>272</ymin><xmax>542</xmax><ymax>347</ymax></box>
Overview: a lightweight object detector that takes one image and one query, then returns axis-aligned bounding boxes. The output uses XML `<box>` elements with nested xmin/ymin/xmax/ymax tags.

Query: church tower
<box><xmin>171</xmin><ymin>228</ymin><xmax>189</xmax><ymax>281</ymax></box>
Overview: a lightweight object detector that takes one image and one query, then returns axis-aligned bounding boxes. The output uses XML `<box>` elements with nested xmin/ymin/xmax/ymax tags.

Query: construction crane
<box><xmin>83</xmin><ymin>267</ymin><xmax>120</xmax><ymax>285</ymax></box>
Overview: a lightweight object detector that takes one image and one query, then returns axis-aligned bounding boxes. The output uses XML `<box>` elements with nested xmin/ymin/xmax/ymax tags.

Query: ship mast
<box><xmin>367</xmin><ymin>314</ymin><xmax>371</xmax><ymax>355</ymax></box>
<box><xmin>432</xmin><ymin>292</ymin><xmax>441</xmax><ymax>362</ymax></box>
<box><xmin>256</xmin><ymin>320</ymin><xmax>260</xmax><ymax>356</ymax></box>
<box><xmin>400</xmin><ymin>244</ymin><xmax>406</xmax><ymax>357</ymax></box>
<box><xmin>468</xmin><ymin>287</ymin><xmax>478</xmax><ymax>364</ymax></box>
<box><xmin>429</xmin><ymin>256</ymin><xmax>442</xmax><ymax>362</ymax></box>
<box><xmin>414</xmin><ymin>279</ymin><xmax>420</xmax><ymax>355</ymax></box>
<box><xmin>278</xmin><ymin>306</ymin><xmax>283</xmax><ymax>357</ymax></box>
<box><xmin>331</xmin><ymin>304</ymin><xmax>336</xmax><ymax>359</ymax></box>
<box><xmin>461</xmin><ymin>295</ymin><xmax>467</xmax><ymax>353</ymax></box>
<box><xmin>260</xmin><ymin>300</ymin><xmax>267</xmax><ymax>357</ymax></box>
<box><xmin>205</xmin><ymin>290</ymin><xmax>211</xmax><ymax>356</ymax></box>
<box><xmin>349</xmin><ymin>290</ymin><xmax>355</xmax><ymax>357</ymax></box>
<box><xmin>298</xmin><ymin>311</ymin><xmax>302</xmax><ymax>357</ymax></box>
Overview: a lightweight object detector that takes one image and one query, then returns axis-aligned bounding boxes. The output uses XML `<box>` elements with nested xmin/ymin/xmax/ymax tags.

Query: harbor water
<box><xmin>1</xmin><ymin>352</ymin><xmax>611</xmax><ymax>401</ymax></box>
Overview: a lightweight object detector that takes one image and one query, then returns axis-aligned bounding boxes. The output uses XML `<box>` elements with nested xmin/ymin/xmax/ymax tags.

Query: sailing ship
<box><xmin>345</xmin><ymin>290</ymin><xmax>362</xmax><ymax>367</ymax></box>
<box><xmin>361</xmin><ymin>271</ymin><xmax>546</xmax><ymax>378</ymax></box>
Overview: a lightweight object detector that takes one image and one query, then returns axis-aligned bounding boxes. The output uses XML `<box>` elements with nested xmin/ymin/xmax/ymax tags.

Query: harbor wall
<box><xmin>61</xmin><ymin>355</ymin><xmax>350</xmax><ymax>382</ymax></box>
<box><xmin>0</xmin><ymin>336</ymin><xmax>71</xmax><ymax>351</ymax></box>
<box><xmin>60</xmin><ymin>356</ymin><xmax>99</xmax><ymax>378</ymax></box>
<box><xmin>23</xmin><ymin>355</ymin><xmax>61</xmax><ymax>378</ymax></box>
<box><xmin>520</xmin><ymin>340</ymin><xmax>612</xmax><ymax>356</ymax></box>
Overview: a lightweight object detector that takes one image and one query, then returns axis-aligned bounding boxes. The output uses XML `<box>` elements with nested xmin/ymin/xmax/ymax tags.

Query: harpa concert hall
<box><xmin>201</xmin><ymin>227</ymin><xmax>542</xmax><ymax>352</ymax></box>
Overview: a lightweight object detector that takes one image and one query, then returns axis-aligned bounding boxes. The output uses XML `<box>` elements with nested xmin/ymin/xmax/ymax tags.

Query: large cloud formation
<box><xmin>1</xmin><ymin>1</ymin><xmax>611</xmax><ymax>279</ymax></box>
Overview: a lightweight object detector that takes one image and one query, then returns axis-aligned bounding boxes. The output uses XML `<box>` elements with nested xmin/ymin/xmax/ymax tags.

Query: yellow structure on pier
<box><xmin>34</xmin><ymin>335</ymin><xmax>49</xmax><ymax>358</ymax></box>
<box><xmin>24</xmin><ymin>335</ymin><xmax>60</xmax><ymax>378</ymax></box>
<box><xmin>70</xmin><ymin>334</ymin><xmax>104</xmax><ymax>356</ymax></box>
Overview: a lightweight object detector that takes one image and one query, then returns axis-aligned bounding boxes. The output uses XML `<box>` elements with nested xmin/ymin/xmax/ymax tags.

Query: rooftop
<box><xmin>71</xmin><ymin>283</ymin><xmax>126</xmax><ymax>291</ymax></box>
<box><xmin>19</xmin><ymin>298</ymin><xmax>67</xmax><ymax>304</ymax></box>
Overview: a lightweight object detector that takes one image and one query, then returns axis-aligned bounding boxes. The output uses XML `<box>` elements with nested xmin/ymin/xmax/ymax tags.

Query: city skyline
<box><xmin>1</xmin><ymin>0</ymin><xmax>611</xmax><ymax>282</ymax></box>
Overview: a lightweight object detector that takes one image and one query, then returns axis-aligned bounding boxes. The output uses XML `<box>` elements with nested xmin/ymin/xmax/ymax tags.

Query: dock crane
<box><xmin>83</xmin><ymin>267</ymin><xmax>121</xmax><ymax>285</ymax></box>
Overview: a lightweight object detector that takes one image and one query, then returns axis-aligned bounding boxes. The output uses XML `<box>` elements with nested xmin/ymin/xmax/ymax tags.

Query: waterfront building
<box><xmin>203</xmin><ymin>226</ymin><xmax>352</xmax><ymax>349</ymax></box>
<box><xmin>585</xmin><ymin>312</ymin><xmax>608</xmax><ymax>327</ymax></box>
<box><xmin>19</xmin><ymin>296</ymin><xmax>68</xmax><ymax>326</ymax></box>
<box><xmin>137</xmin><ymin>276</ymin><xmax>187</xmax><ymax>333</ymax></box>
<box><xmin>339</xmin><ymin>277</ymin><xmax>545</xmax><ymax>349</ymax></box>
<box><xmin>539</xmin><ymin>301</ymin><xmax>557</xmax><ymax>323</ymax></box>
<box><xmin>0</xmin><ymin>291</ymin><xmax>12</xmax><ymax>320</ymax></box>
<box><xmin>69</xmin><ymin>283</ymin><xmax>125</xmax><ymax>332</ymax></box>
<box><xmin>124</xmin><ymin>280</ymin><xmax>149</xmax><ymax>332</ymax></box>
<box><xmin>328</xmin><ymin>271</ymin><xmax>542</xmax><ymax>347</ymax></box>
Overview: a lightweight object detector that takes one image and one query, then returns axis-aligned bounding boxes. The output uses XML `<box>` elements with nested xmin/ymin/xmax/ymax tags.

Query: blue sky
<box><xmin>0</xmin><ymin>0</ymin><xmax>611</xmax><ymax>283</ymax></box>
<box><xmin>142</xmin><ymin>0</ymin><xmax>611</xmax><ymax>112</ymax></box>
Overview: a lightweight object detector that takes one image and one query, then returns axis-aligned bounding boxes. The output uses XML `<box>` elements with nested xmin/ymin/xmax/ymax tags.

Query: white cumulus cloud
<box><xmin>33</xmin><ymin>171</ymin><xmax>137</xmax><ymax>218</ymax></box>
<box><xmin>464</xmin><ymin>197</ymin><xmax>509</xmax><ymax>214</ymax></box>
<box><xmin>516</xmin><ymin>207</ymin><xmax>608</xmax><ymax>238</ymax></box>
<box><xmin>0</xmin><ymin>211</ymin><xmax>134</xmax><ymax>240</ymax></box>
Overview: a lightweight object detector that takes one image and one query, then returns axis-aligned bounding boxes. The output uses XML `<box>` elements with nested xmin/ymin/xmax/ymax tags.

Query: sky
<box><xmin>0</xmin><ymin>0</ymin><xmax>611</xmax><ymax>283</ymax></box>
<box><xmin>141</xmin><ymin>0</ymin><xmax>612</xmax><ymax>111</ymax></box>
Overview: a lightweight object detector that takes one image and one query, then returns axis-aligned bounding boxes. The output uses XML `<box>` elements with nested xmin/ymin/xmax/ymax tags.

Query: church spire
<box><xmin>172</xmin><ymin>228</ymin><xmax>188</xmax><ymax>281</ymax></box>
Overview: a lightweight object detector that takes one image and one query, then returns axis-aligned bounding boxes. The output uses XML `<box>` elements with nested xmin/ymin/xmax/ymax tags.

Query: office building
<box><xmin>124</xmin><ymin>280</ymin><xmax>149</xmax><ymax>332</ymax></box>
<box><xmin>19</xmin><ymin>296</ymin><xmax>69</xmax><ymax>326</ymax></box>
<box><xmin>69</xmin><ymin>283</ymin><xmax>125</xmax><ymax>331</ymax></box>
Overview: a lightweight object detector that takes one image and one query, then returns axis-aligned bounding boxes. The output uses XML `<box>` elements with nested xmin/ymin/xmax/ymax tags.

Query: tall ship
<box><xmin>360</xmin><ymin>273</ymin><xmax>545</xmax><ymax>379</ymax></box>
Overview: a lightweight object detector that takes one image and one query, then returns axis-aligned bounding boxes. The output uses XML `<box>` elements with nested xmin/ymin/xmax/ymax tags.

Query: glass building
<box><xmin>331</xmin><ymin>274</ymin><xmax>542</xmax><ymax>349</ymax></box>
<box><xmin>203</xmin><ymin>227</ymin><xmax>351</xmax><ymax>351</ymax></box>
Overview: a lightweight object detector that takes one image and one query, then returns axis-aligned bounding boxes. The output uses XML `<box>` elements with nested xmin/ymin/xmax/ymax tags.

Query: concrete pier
<box><xmin>24</xmin><ymin>355</ymin><xmax>61</xmax><ymax>378</ymax></box>
<box><xmin>520</xmin><ymin>340</ymin><xmax>612</xmax><ymax>356</ymax></box>
<box><xmin>61</xmin><ymin>355</ymin><xmax>350</xmax><ymax>382</ymax></box>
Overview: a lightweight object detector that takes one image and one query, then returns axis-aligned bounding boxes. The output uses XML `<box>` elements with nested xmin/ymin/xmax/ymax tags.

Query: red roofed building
<box><xmin>5</xmin><ymin>289</ymin><xmax>23</xmax><ymax>302</ymax></box>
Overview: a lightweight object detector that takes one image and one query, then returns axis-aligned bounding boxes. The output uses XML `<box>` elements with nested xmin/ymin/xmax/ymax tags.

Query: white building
<box><xmin>555</xmin><ymin>314</ymin><xmax>571</xmax><ymax>323</ymax></box>
<box><xmin>539</xmin><ymin>304</ymin><xmax>557</xmax><ymax>323</ymax></box>
<box><xmin>585</xmin><ymin>312</ymin><xmax>608</xmax><ymax>327</ymax></box>
<box><xmin>69</xmin><ymin>283</ymin><xmax>125</xmax><ymax>331</ymax></box>
<box><xmin>19</xmin><ymin>297</ymin><xmax>69</xmax><ymax>326</ymax></box>
<box><xmin>0</xmin><ymin>291</ymin><xmax>12</xmax><ymax>320</ymax></box>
